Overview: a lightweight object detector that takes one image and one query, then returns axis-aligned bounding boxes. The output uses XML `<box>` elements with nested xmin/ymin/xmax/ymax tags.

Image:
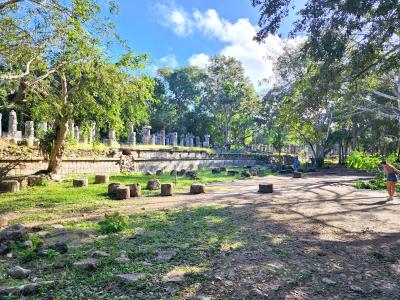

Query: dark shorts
<box><xmin>387</xmin><ymin>173</ymin><xmax>398</xmax><ymax>182</ymax></box>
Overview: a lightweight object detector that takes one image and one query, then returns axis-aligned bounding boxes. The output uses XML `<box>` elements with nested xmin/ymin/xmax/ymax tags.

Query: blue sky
<box><xmin>110</xmin><ymin>0</ymin><xmax>306</xmax><ymax>87</ymax></box>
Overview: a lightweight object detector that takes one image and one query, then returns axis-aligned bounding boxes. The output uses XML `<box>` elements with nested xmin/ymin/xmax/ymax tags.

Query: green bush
<box><xmin>98</xmin><ymin>212</ymin><xmax>128</xmax><ymax>234</ymax></box>
<box><xmin>345</xmin><ymin>152</ymin><xmax>382</xmax><ymax>172</ymax></box>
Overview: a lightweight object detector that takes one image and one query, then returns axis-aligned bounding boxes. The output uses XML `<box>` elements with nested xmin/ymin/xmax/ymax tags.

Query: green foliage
<box><xmin>345</xmin><ymin>151</ymin><xmax>382</xmax><ymax>172</ymax></box>
<box><xmin>98</xmin><ymin>212</ymin><xmax>128</xmax><ymax>234</ymax></box>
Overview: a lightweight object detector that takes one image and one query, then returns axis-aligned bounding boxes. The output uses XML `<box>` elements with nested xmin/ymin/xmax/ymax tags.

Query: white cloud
<box><xmin>154</xmin><ymin>3</ymin><xmax>305</xmax><ymax>88</ymax></box>
<box><xmin>159</xmin><ymin>54</ymin><xmax>179</xmax><ymax>68</ymax></box>
<box><xmin>188</xmin><ymin>53</ymin><xmax>210</xmax><ymax>69</ymax></box>
<box><xmin>153</xmin><ymin>3</ymin><xmax>193</xmax><ymax>37</ymax></box>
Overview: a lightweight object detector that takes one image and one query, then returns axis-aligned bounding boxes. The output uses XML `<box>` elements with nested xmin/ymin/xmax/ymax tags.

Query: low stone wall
<box><xmin>1</xmin><ymin>148</ymin><xmax>260</xmax><ymax>176</ymax></box>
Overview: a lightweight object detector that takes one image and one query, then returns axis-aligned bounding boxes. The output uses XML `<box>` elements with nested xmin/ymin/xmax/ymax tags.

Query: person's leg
<box><xmin>391</xmin><ymin>182</ymin><xmax>396</xmax><ymax>197</ymax></box>
<box><xmin>386</xmin><ymin>181</ymin><xmax>392</xmax><ymax>200</ymax></box>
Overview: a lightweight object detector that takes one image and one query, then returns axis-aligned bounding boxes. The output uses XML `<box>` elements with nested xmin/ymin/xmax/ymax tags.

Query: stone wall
<box><xmin>1</xmin><ymin>148</ymin><xmax>261</xmax><ymax>176</ymax></box>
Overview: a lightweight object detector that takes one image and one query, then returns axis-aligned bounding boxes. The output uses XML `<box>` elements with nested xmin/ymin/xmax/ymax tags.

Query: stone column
<box><xmin>172</xmin><ymin>132</ymin><xmax>178</xmax><ymax>146</ymax></box>
<box><xmin>68</xmin><ymin>121</ymin><xmax>75</xmax><ymax>139</ymax></box>
<box><xmin>8</xmin><ymin>110</ymin><xmax>17</xmax><ymax>138</ymax></box>
<box><xmin>74</xmin><ymin>126</ymin><xmax>80</xmax><ymax>142</ymax></box>
<box><xmin>185</xmin><ymin>134</ymin><xmax>190</xmax><ymax>147</ymax></box>
<box><xmin>203</xmin><ymin>134</ymin><xmax>210</xmax><ymax>148</ymax></box>
<box><xmin>128</xmin><ymin>123</ymin><xmax>136</xmax><ymax>146</ymax></box>
<box><xmin>88</xmin><ymin>122</ymin><xmax>96</xmax><ymax>144</ymax></box>
<box><xmin>24</xmin><ymin>121</ymin><xmax>34</xmax><ymax>139</ymax></box>
<box><xmin>0</xmin><ymin>113</ymin><xmax>2</xmax><ymax>137</ymax></box>
<box><xmin>108</xmin><ymin>130</ymin><xmax>116</xmax><ymax>141</ymax></box>
<box><xmin>160</xmin><ymin>129</ymin><xmax>166</xmax><ymax>146</ymax></box>
<box><xmin>141</xmin><ymin>125</ymin><xmax>152</xmax><ymax>144</ymax></box>
<box><xmin>189</xmin><ymin>135</ymin><xmax>194</xmax><ymax>147</ymax></box>
<box><xmin>151</xmin><ymin>134</ymin><xmax>156</xmax><ymax>145</ymax></box>
<box><xmin>179</xmin><ymin>134</ymin><xmax>184</xmax><ymax>146</ymax></box>
<box><xmin>37</xmin><ymin>121</ymin><xmax>48</xmax><ymax>133</ymax></box>
<box><xmin>195</xmin><ymin>136</ymin><xmax>201</xmax><ymax>147</ymax></box>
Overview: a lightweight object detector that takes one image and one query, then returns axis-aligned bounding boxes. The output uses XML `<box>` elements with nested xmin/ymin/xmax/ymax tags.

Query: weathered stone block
<box><xmin>127</xmin><ymin>183</ymin><xmax>141</xmax><ymax>197</ymax></box>
<box><xmin>0</xmin><ymin>180</ymin><xmax>20</xmax><ymax>193</ymax></box>
<box><xmin>108</xmin><ymin>183</ymin><xmax>120</xmax><ymax>195</ymax></box>
<box><xmin>190</xmin><ymin>184</ymin><xmax>205</xmax><ymax>194</ymax></box>
<box><xmin>95</xmin><ymin>175</ymin><xmax>109</xmax><ymax>184</ymax></box>
<box><xmin>73</xmin><ymin>178</ymin><xmax>88</xmax><ymax>187</ymax></box>
<box><xmin>161</xmin><ymin>183</ymin><xmax>173</xmax><ymax>196</ymax></box>
<box><xmin>114</xmin><ymin>186</ymin><xmax>130</xmax><ymax>200</ymax></box>
<box><xmin>146</xmin><ymin>179</ymin><xmax>161</xmax><ymax>190</ymax></box>
<box><xmin>227</xmin><ymin>170</ymin><xmax>239</xmax><ymax>176</ymax></box>
<box><xmin>258</xmin><ymin>184</ymin><xmax>273</xmax><ymax>193</ymax></box>
<box><xmin>293</xmin><ymin>172</ymin><xmax>302</xmax><ymax>178</ymax></box>
<box><xmin>241</xmin><ymin>170</ymin><xmax>251</xmax><ymax>178</ymax></box>
<box><xmin>156</xmin><ymin>170</ymin><xmax>163</xmax><ymax>176</ymax></box>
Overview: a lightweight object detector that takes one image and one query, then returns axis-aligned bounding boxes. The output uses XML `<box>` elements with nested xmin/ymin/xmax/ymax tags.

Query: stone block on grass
<box><xmin>127</xmin><ymin>183</ymin><xmax>141</xmax><ymax>197</ymax></box>
<box><xmin>95</xmin><ymin>175</ymin><xmax>109</xmax><ymax>184</ymax></box>
<box><xmin>161</xmin><ymin>183</ymin><xmax>173</xmax><ymax>196</ymax></box>
<box><xmin>108</xmin><ymin>183</ymin><xmax>120</xmax><ymax>195</ymax></box>
<box><xmin>73</xmin><ymin>178</ymin><xmax>88</xmax><ymax>187</ymax></box>
<box><xmin>258</xmin><ymin>184</ymin><xmax>273</xmax><ymax>194</ymax></box>
<box><xmin>114</xmin><ymin>186</ymin><xmax>130</xmax><ymax>200</ymax></box>
<box><xmin>190</xmin><ymin>184</ymin><xmax>205</xmax><ymax>194</ymax></box>
<box><xmin>146</xmin><ymin>179</ymin><xmax>161</xmax><ymax>190</ymax></box>
<box><xmin>0</xmin><ymin>180</ymin><xmax>20</xmax><ymax>193</ymax></box>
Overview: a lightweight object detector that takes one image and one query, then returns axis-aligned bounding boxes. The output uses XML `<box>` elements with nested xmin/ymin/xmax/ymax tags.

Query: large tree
<box><xmin>0</xmin><ymin>1</ymin><xmax>154</xmax><ymax>173</ymax></box>
<box><xmin>203</xmin><ymin>56</ymin><xmax>259</xmax><ymax>147</ymax></box>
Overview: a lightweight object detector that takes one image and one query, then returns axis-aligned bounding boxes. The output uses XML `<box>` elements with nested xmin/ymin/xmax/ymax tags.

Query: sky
<box><xmin>110</xmin><ymin>0</ymin><xmax>306</xmax><ymax>89</ymax></box>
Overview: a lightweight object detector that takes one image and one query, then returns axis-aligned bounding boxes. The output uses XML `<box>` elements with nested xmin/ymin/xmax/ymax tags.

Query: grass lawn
<box><xmin>0</xmin><ymin>167</ymin><xmax>271</xmax><ymax>225</ymax></box>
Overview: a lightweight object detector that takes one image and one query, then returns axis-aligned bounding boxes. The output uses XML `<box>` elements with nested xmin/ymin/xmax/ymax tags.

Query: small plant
<box><xmin>98</xmin><ymin>212</ymin><xmax>129</xmax><ymax>234</ymax></box>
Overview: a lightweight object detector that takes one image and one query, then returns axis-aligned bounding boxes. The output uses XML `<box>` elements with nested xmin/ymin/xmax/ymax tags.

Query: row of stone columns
<box><xmin>0</xmin><ymin>112</ymin><xmax>211</xmax><ymax>148</ymax></box>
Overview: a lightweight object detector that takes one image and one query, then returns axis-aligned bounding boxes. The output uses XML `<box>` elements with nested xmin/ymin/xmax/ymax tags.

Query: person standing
<box><xmin>380</xmin><ymin>161</ymin><xmax>400</xmax><ymax>201</ymax></box>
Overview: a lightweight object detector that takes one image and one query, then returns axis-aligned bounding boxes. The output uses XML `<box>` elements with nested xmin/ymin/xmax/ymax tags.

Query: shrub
<box><xmin>98</xmin><ymin>212</ymin><xmax>128</xmax><ymax>234</ymax></box>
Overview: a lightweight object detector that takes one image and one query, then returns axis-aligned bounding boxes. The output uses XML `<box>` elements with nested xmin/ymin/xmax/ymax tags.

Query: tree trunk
<box><xmin>47</xmin><ymin>71</ymin><xmax>69</xmax><ymax>174</ymax></box>
<box><xmin>316</xmin><ymin>144</ymin><xmax>325</xmax><ymax>168</ymax></box>
<box><xmin>47</xmin><ymin>117</ymin><xmax>68</xmax><ymax>173</ymax></box>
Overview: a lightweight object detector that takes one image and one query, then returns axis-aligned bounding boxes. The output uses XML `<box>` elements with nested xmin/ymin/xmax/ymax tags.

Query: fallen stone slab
<box><xmin>115</xmin><ymin>250</ymin><xmax>130</xmax><ymax>264</ymax></box>
<box><xmin>161</xmin><ymin>183</ymin><xmax>173</xmax><ymax>196</ymax></box>
<box><xmin>127</xmin><ymin>183</ymin><xmax>141</xmax><ymax>197</ymax></box>
<box><xmin>73</xmin><ymin>178</ymin><xmax>88</xmax><ymax>187</ymax></box>
<box><xmin>162</xmin><ymin>270</ymin><xmax>186</xmax><ymax>283</ymax></box>
<box><xmin>7</xmin><ymin>266</ymin><xmax>31</xmax><ymax>279</ymax></box>
<box><xmin>114</xmin><ymin>186</ymin><xmax>130</xmax><ymax>200</ymax></box>
<box><xmin>258</xmin><ymin>184</ymin><xmax>273</xmax><ymax>194</ymax></box>
<box><xmin>157</xmin><ymin>250</ymin><xmax>177</xmax><ymax>261</ymax></box>
<box><xmin>0</xmin><ymin>281</ymin><xmax>55</xmax><ymax>297</ymax></box>
<box><xmin>190</xmin><ymin>184</ymin><xmax>205</xmax><ymax>194</ymax></box>
<box><xmin>114</xmin><ymin>273</ymin><xmax>146</xmax><ymax>284</ymax></box>
<box><xmin>0</xmin><ymin>180</ymin><xmax>20</xmax><ymax>193</ymax></box>
<box><xmin>88</xmin><ymin>250</ymin><xmax>110</xmax><ymax>258</ymax></box>
<box><xmin>212</xmin><ymin>168</ymin><xmax>221</xmax><ymax>174</ymax></box>
<box><xmin>95</xmin><ymin>175</ymin><xmax>109</xmax><ymax>184</ymax></box>
<box><xmin>0</xmin><ymin>224</ymin><xmax>29</xmax><ymax>242</ymax></box>
<box><xmin>147</xmin><ymin>179</ymin><xmax>161</xmax><ymax>190</ymax></box>
<box><xmin>73</xmin><ymin>258</ymin><xmax>100</xmax><ymax>271</ymax></box>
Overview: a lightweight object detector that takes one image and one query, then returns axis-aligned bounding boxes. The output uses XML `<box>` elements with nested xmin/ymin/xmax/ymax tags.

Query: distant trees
<box><xmin>151</xmin><ymin>56</ymin><xmax>261</xmax><ymax>148</ymax></box>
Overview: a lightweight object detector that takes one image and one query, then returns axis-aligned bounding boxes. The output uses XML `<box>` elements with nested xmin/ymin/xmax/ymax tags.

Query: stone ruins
<box><xmin>0</xmin><ymin>111</ymin><xmax>212</xmax><ymax>148</ymax></box>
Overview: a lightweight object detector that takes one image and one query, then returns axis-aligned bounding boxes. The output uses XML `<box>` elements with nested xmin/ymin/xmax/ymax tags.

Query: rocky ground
<box><xmin>0</xmin><ymin>167</ymin><xmax>399</xmax><ymax>299</ymax></box>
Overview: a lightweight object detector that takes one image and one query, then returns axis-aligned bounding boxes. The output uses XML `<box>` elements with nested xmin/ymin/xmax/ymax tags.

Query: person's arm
<box><xmin>388</xmin><ymin>163</ymin><xmax>400</xmax><ymax>175</ymax></box>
